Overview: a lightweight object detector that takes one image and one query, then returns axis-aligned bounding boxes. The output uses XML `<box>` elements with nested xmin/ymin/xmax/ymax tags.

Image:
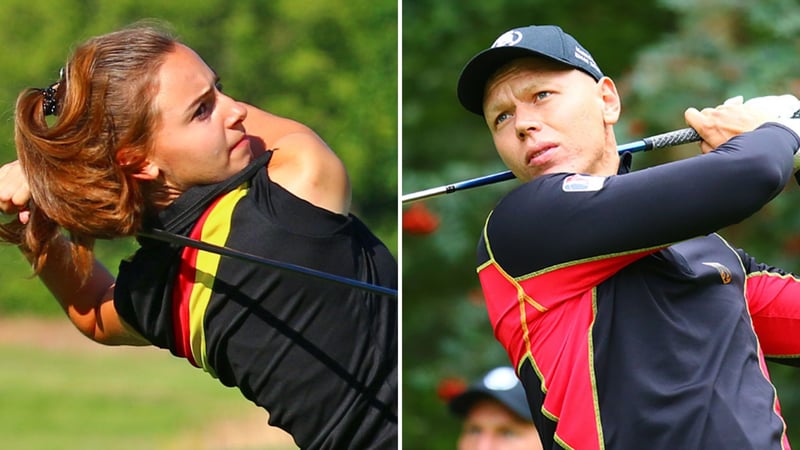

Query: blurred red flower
<box><xmin>436</xmin><ymin>377</ymin><xmax>467</xmax><ymax>402</ymax></box>
<box><xmin>403</xmin><ymin>203</ymin><xmax>440</xmax><ymax>235</ymax></box>
<box><xmin>784</xmin><ymin>235</ymin><xmax>800</xmax><ymax>255</ymax></box>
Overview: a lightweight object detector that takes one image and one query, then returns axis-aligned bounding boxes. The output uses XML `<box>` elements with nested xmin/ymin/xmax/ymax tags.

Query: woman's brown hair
<box><xmin>0</xmin><ymin>21</ymin><xmax>179</xmax><ymax>282</ymax></box>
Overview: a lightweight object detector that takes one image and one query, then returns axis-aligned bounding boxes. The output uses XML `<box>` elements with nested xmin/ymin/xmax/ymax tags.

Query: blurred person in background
<box><xmin>449</xmin><ymin>366</ymin><xmax>543</xmax><ymax>450</ymax></box>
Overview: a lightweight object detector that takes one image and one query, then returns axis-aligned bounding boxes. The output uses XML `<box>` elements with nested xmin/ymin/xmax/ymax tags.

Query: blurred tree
<box><xmin>403</xmin><ymin>0</ymin><xmax>800</xmax><ymax>448</ymax></box>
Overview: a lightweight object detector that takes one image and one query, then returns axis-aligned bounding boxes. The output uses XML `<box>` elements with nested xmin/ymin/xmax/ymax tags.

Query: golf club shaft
<box><xmin>402</xmin><ymin>127</ymin><xmax>701</xmax><ymax>204</ymax></box>
<box><xmin>138</xmin><ymin>229</ymin><xmax>398</xmax><ymax>297</ymax></box>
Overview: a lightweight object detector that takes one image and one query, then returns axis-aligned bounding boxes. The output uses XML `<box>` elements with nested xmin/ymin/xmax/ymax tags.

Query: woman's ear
<box><xmin>116</xmin><ymin>148</ymin><xmax>159</xmax><ymax>180</ymax></box>
<box><xmin>131</xmin><ymin>161</ymin><xmax>160</xmax><ymax>180</ymax></box>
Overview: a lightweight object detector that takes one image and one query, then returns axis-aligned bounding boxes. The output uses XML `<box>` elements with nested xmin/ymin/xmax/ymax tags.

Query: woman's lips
<box><xmin>231</xmin><ymin>135</ymin><xmax>249</xmax><ymax>152</ymax></box>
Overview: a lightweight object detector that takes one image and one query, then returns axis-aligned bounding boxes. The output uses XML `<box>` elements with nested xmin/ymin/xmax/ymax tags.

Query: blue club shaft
<box><xmin>402</xmin><ymin>127</ymin><xmax>700</xmax><ymax>204</ymax></box>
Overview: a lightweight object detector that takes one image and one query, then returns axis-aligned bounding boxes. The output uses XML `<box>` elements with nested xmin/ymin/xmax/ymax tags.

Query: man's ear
<box><xmin>598</xmin><ymin>77</ymin><xmax>621</xmax><ymax>125</ymax></box>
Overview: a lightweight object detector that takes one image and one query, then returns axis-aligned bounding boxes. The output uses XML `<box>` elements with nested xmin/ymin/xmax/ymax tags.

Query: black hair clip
<box><xmin>42</xmin><ymin>85</ymin><xmax>58</xmax><ymax>116</ymax></box>
<box><xmin>41</xmin><ymin>67</ymin><xmax>65</xmax><ymax>117</ymax></box>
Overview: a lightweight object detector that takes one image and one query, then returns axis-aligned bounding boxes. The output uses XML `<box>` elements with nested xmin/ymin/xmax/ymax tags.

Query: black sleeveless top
<box><xmin>114</xmin><ymin>151</ymin><xmax>398</xmax><ymax>449</ymax></box>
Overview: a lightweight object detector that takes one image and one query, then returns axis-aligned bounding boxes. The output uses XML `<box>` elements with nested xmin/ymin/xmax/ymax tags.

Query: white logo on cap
<box><xmin>482</xmin><ymin>367</ymin><xmax>520</xmax><ymax>391</ymax></box>
<box><xmin>491</xmin><ymin>30</ymin><xmax>523</xmax><ymax>48</ymax></box>
<box><xmin>574</xmin><ymin>46</ymin><xmax>600</xmax><ymax>71</ymax></box>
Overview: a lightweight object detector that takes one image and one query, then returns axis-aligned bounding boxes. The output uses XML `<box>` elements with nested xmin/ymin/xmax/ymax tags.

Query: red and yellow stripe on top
<box><xmin>172</xmin><ymin>183</ymin><xmax>250</xmax><ymax>376</ymax></box>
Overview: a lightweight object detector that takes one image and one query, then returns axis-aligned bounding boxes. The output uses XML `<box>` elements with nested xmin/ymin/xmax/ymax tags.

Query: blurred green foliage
<box><xmin>0</xmin><ymin>0</ymin><xmax>397</xmax><ymax>314</ymax></box>
<box><xmin>403</xmin><ymin>0</ymin><xmax>800</xmax><ymax>448</ymax></box>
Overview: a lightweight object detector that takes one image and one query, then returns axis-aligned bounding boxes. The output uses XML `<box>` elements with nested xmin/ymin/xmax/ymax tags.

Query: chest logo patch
<box><xmin>702</xmin><ymin>262</ymin><xmax>732</xmax><ymax>284</ymax></box>
<box><xmin>562</xmin><ymin>174</ymin><xmax>606</xmax><ymax>192</ymax></box>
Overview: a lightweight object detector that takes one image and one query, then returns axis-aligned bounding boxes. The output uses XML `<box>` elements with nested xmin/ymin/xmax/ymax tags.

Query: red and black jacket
<box><xmin>477</xmin><ymin>124</ymin><xmax>800</xmax><ymax>449</ymax></box>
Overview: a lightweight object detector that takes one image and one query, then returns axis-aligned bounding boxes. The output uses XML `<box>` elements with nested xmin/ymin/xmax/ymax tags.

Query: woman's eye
<box><xmin>194</xmin><ymin>103</ymin><xmax>210</xmax><ymax>119</ymax></box>
<box><xmin>215</xmin><ymin>81</ymin><xmax>224</xmax><ymax>92</ymax></box>
<box><xmin>535</xmin><ymin>91</ymin><xmax>552</xmax><ymax>101</ymax></box>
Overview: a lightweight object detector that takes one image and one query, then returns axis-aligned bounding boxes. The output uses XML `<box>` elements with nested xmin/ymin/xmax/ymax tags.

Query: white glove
<box><xmin>721</xmin><ymin>95</ymin><xmax>800</xmax><ymax>163</ymax></box>
<box><xmin>743</xmin><ymin>94</ymin><xmax>800</xmax><ymax>120</ymax></box>
<box><xmin>776</xmin><ymin>117</ymin><xmax>800</xmax><ymax>141</ymax></box>
<box><xmin>723</xmin><ymin>95</ymin><xmax>744</xmax><ymax>106</ymax></box>
<box><xmin>742</xmin><ymin>95</ymin><xmax>800</xmax><ymax>160</ymax></box>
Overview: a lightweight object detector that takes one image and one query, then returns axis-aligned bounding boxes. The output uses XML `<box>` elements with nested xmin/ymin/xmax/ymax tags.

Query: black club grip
<box><xmin>644</xmin><ymin>128</ymin><xmax>702</xmax><ymax>150</ymax></box>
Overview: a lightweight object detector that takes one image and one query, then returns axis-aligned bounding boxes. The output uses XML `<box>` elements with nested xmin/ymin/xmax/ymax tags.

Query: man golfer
<box><xmin>458</xmin><ymin>24</ymin><xmax>800</xmax><ymax>449</ymax></box>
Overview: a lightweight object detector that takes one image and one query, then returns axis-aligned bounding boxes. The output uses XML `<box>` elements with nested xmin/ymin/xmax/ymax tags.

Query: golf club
<box><xmin>138</xmin><ymin>228</ymin><xmax>398</xmax><ymax>298</ymax></box>
<box><xmin>402</xmin><ymin>127</ymin><xmax>701</xmax><ymax>204</ymax></box>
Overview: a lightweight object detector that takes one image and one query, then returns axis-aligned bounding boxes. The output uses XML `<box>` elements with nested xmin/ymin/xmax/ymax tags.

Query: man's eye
<box><xmin>495</xmin><ymin>112</ymin><xmax>511</xmax><ymax>126</ymax></box>
<box><xmin>215</xmin><ymin>81</ymin><xmax>224</xmax><ymax>92</ymax></box>
<box><xmin>535</xmin><ymin>91</ymin><xmax>552</xmax><ymax>101</ymax></box>
<box><xmin>499</xmin><ymin>428</ymin><xmax>519</xmax><ymax>438</ymax></box>
<box><xmin>463</xmin><ymin>425</ymin><xmax>483</xmax><ymax>436</ymax></box>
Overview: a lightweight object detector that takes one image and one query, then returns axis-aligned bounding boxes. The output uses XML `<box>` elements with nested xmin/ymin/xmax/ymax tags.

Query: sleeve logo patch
<box><xmin>562</xmin><ymin>174</ymin><xmax>606</xmax><ymax>192</ymax></box>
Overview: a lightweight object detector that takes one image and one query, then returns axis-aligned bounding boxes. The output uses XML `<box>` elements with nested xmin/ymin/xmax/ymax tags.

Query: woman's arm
<box><xmin>0</xmin><ymin>160</ymin><xmax>147</xmax><ymax>346</ymax></box>
<box><xmin>243</xmin><ymin>105</ymin><xmax>351</xmax><ymax>214</ymax></box>
<box><xmin>33</xmin><ymin>236</ymin><xmax>149</xmax><ymax>346</ymax></box>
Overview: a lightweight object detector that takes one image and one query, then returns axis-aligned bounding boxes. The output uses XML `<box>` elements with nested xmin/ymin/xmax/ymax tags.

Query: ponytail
<box><xmin>0</xmin><ymin>23</ymin><xmax>177</xmax><ymax>282</ymax></box>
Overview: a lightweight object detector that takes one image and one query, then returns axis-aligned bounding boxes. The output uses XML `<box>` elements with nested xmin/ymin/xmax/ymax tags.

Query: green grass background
<box><xmin>0</xmin><ymin>239</ymin><xmax>298</xmax><ymax>449</ymax></box>
<box><xmin>0</xmin><ymin>323</ymin><xmax>298</xmax><ymax>450</ymax></box>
